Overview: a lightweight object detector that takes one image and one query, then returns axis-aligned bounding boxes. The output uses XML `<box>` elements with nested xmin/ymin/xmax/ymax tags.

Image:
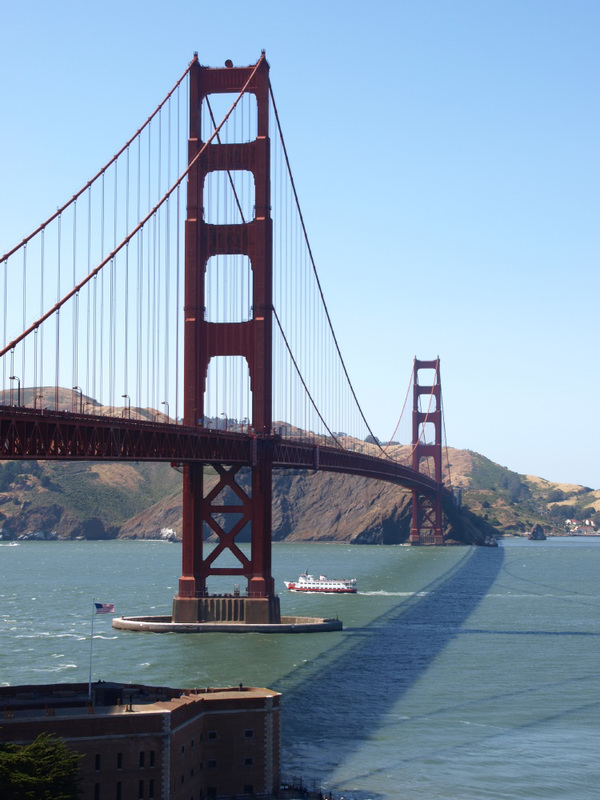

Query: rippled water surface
<box><xmin>1</xmin><ymin>537</ymin><xmax>599</xmax><ymax>799</ymax></box>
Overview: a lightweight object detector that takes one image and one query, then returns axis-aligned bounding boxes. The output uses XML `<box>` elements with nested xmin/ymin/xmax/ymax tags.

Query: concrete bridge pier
<box><xmin>172</xmin><ymin>595</ymin><xmax>281</xmax><ymax>625</ymax></box>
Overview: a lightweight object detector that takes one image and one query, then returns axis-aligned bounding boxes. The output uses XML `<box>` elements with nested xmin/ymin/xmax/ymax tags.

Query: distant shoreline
<box><xmin>2</xmin><ymin>533</ymin><xmax>600</xmax><ymax>544</ymax></box>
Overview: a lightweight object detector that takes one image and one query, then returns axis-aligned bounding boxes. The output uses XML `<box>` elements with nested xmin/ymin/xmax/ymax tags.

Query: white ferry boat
<box><xmin>284</xmin><ymin>572</ymin><xmax>357</xmax><ymax>594</ymax></box>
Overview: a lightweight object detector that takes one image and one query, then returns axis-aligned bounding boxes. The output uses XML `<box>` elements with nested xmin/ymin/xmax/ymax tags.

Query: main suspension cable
<box><xmin>0</xmin><ymin>55</ymin><xmax>266</xmax><ymax>360</ymax></box>
<box><xmin>382</xmin><ymin>362</ymin><xmax>414</xmax><ymax>453</ymax></box>
<box><xmin>1</xmin><ymin>61</ymin><xmax>194</xmax><ymax>265</ymax></box>
<box><xmin>269</xmin><ymin>81</ymin><xmax>393</xmax><ymax>460</ymax></box>
<box><xmin>272</xmin><ymin>307</ymin><xmax>342</xmax><ymax>447</ymax></box>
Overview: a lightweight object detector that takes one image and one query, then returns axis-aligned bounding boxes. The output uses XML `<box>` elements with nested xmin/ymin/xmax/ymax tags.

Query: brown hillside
<box><xmin>119</xmin><ymin>467</ymin><xmax>487</xmax><ymax>545</ymax></box>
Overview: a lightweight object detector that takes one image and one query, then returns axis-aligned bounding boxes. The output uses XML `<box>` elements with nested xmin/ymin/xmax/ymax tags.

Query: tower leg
<box><xmin>173</xmin><ymin>463</ymin><xmax>206</xmax><ymax>622</ymax></box>
<box><xmin>410</xmin><ymin>491</ymin><xmax>421</xmax><ymax>545</ymax></box>
<box><xmin>248</xmin><ymin>456</ymin><xmax>275</xmax><ymax>598</ymax></box>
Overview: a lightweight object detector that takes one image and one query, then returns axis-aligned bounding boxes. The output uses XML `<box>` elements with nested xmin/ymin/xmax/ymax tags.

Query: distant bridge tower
<box><xmin>173</xmin><ymin>53</ymin><xmax>280</xmax><ymax>624</ymax></box>
<box><xmin>410</xmin><ymin>358</ymin><xmax>445</xmax><ymax>545</ymax></box>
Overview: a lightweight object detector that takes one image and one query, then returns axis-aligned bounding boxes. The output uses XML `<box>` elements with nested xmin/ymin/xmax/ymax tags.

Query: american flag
<box><xmin>95</xmin><ymin>602</ymin><xmax>114</xmax><ymax>614</ymax></box>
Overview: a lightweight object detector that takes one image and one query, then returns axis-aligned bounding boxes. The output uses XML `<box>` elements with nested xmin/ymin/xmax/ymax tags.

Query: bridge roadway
<box><xmin>0</xmin><ymin>406</ymin><xmax>442</xmax><ymax>494</ymax></box>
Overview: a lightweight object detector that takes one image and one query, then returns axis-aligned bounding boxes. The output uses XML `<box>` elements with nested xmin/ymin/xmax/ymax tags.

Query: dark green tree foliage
<box><xmin>0</xmin><ymin>461</ymin><xmax>43</xmax><ymax>492</ymax></box>
<box><xmin>0</xmin><ymin>732</ymin><xmax>82</xmax><ymax>799</ymax></box>
<box><xmin>0</xmin><ymin>462</ymin><xmax>21</xmax><ymax>492</ymax></box>
<box><xmin>548</xmin><ymin>503</ymin><xmax>570</xmax><ymax>521</ymax></box>
<box><xmin>498</xmin><ymin>471</ymin><xmax>528</xmax><ymax>504</ymax></box>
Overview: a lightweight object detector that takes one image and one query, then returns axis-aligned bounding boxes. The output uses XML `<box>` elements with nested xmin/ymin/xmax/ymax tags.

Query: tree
<box><xmin>548</xmin><ymin>503</ymin><xmax>570</xmax><ymax>522</ymax></box>
<box><xmin>0</xmin><ymin>732</ymin><xmax>82</xmax><ymax>800</ymax></box>
<box><xmin>498</xmin><ymin>472</ymin><xmax>527</xmax><ymax>504</ymax></box>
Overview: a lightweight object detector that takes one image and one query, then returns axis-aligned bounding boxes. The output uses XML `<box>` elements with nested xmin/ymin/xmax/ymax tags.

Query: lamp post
<box><xmin>121</xmin><ymin>394</ymin><xmax>131</xmax><ymax>419</ymax></box>
<box><xmin>35</xmin><ymin>393</ymin><xmax>44</xmax><ymax>410</ymax></box>
<box><xmin>72</xmin><ymin>386</ymin><xmax>83</xmax><ymax>414</ymax></box>
<box><xmin>241</xmin><ymin>417</ymin><xmax>249</xmax><ymax>433</ymax></box>
<box><xmin>161</xmin><ymin>401</ymin><xmax>170</xmax><ymax>422</ymax></box>
<box><xmin>220</xmin><ymin>412</ymin><xmax>228</xmax><ymax>431</ymax></box>
<box><xmin>9</xmin><ymin>375</ymin><xmax>21</xmax><ymax>407</ymax></box>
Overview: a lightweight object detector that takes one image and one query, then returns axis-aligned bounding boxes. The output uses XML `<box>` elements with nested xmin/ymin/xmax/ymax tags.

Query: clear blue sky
<box><xmin>1</xmin><ymin>1</ymin><xmax>598</xmax><ymax>487</ymax></box>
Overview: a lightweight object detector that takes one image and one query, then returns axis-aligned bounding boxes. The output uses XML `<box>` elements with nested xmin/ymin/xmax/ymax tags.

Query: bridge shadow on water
<box><xmin>273</xmin><ymin>546</ymin><xmax>505</xmax><ymax>798</ymax></box>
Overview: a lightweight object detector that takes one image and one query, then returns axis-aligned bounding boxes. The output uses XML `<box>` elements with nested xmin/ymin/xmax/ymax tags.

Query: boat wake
<box><xmin>359</xmin><ymin>590</ymin><xmax>429</xmax><ymax>597</ymax></box>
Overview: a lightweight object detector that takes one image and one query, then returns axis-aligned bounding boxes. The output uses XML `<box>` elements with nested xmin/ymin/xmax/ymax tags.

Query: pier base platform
<box><xmin>112</xmin><ymin>614</ymin><xmax>343</xmax><ymax>634</ymax></box>
<box><xmin>172</xmin><ymin>595</ymin><xmax>282</xmax><ymax>625</ymax></box>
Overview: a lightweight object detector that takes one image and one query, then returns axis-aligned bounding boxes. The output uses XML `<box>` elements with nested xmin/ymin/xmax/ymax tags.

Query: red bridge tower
<box><xmin>410</xmin><ymin>358</ymin><xmax>445</xmax><ymax>545</ymax></box>
<box><xmin>173</xmin><ymin>54</ymin><xmax>280</xmax><ymax>624</ymax></box>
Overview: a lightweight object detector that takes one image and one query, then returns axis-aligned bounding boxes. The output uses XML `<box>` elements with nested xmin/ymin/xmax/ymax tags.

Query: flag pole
<box><xmin>88</xmin><ymin>598</ymin><xmax>95</xmax><ymax>703</ymax></box>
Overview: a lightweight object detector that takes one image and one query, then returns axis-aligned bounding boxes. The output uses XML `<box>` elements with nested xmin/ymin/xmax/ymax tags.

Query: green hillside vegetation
<box><xmin>461</xmin><ymin>452</ymin><xmax>600</xmax><ymax>533</ymax></box>
<box><xmin>0</xmin><ymin>460</ymin><xmax>180</xmax><ymax>539</ymax></box>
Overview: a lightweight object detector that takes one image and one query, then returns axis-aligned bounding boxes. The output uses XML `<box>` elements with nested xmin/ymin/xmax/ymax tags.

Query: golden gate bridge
<box><xmin>0</xmin><ymin>53</ymin><xmax>451</xmax><ymax>627</ymax></box>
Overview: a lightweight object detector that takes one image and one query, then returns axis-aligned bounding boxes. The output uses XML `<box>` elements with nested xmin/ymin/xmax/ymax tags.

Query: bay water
<box><xmin>1</xmin><ymin>537</ymin><xmax>599</xmax><ymax>799</ymax></box>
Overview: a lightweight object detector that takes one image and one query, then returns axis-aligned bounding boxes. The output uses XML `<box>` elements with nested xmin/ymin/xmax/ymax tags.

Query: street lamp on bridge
<box><xmin>121</xmin><ymin>394</ymin><xmax>131</xmax><ymax>419</ymax></box>
<box><xmin>220</xmin><ymin>412</ymin><xmax>228</xmax><ymax>431</ymax></box>
<box><xmin>9</xmin><ymin>375</ymin><xmax>21</xmax><ymax>407</ymax></box>
<box><xmin>161</xmin><ymin>400</ymin><xmax>170</xmax><ymax>422</ymax></box>
<box><xmin>72</xmin><ymin>386</ymin><xmax>83</xmax><ymax>414</ymax></box>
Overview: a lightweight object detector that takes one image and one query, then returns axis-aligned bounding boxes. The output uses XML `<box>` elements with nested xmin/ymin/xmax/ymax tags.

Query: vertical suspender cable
<box><xmin>111</xmin><ymin>161</ymin><xmax>118</xmax><ymax>408</ymax></box>
<box><xmin>21</xmin><ymin>244</ymin><xmax>27</xmax><ymax>401</ymax></box>
<box><xmin>33</xmin><ymin>237</ymin><xmax>40</xmax><ymax>398</ymax></box>
<box><xmin>33</xmin><ymin>327</ymin><xmax>38</xmax><ymax>405</ymax></box>
<box><xmin>150</xmin><ymin>210</ymin><xmax>156</xmax><ymax>415</ymax></box>
<box><xmin>175</xmin><ymin>80</ymin><xmax>181</xmax><ymax>423</ymax></box>
<box><xmin>9</xmin><ymin>348</ymin><xmax>15</xmax><ymax>401</ymax></box>
<box><xmin>2</xmin><ymin>259</ymin><xmax>6</xmax><ymax>388</ymax></box>
<box><xmin>145</xmin><ymin>214</ymin><xmax>151</xmax><ymax>412</ymax></box>
<box><xmin>136</xmin><ymin>132</ymin><xmax>142</xmax><ymax>411</ymax></box>
<box><xmin>124</xmin><ymin>146</ymin><xmax>130</xmax><ymax>402</ymax></box>
<box><xmin>164</xmin><ymin>97</ymin><xmax>171</xmax><ymax>416</ymax></box>
<box><xmin>86</xmin><ymin>189</ymin><xmax>91</xmax><ymax>403</ymax></box>
<box><xmin>55</xmin><ymin>214</ymin><xmax>61</xmax><ymax>410</ymax></box>
<box><xmin>100</xmin><ymin>171</ymin><xmax>105</xmax><ymax>406</ymax></box>
<box><xmin>146</xmin><ymin>122</ymin><xmax>152</xmax><ymax>411</ymax></box>
<box><xmin>72</xmin><ymin>199</ymin><xmax>78</xmax><ymax>398</ymax></box>
<box><xmin>156</xmin><ymin>107</ymin><xmax>162</xmax><ymax>417</ymax></box>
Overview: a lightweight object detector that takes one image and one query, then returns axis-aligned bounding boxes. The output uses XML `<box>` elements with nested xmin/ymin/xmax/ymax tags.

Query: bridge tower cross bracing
<box><xmin>409</xmin><ymin>357</ymin><xmax>445</xmax><ymax>546</ymax></box>
<box><xmin>173</xmin><ymin>53</ymin><xmax>280</xmax><ymax>624</ymax></box>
